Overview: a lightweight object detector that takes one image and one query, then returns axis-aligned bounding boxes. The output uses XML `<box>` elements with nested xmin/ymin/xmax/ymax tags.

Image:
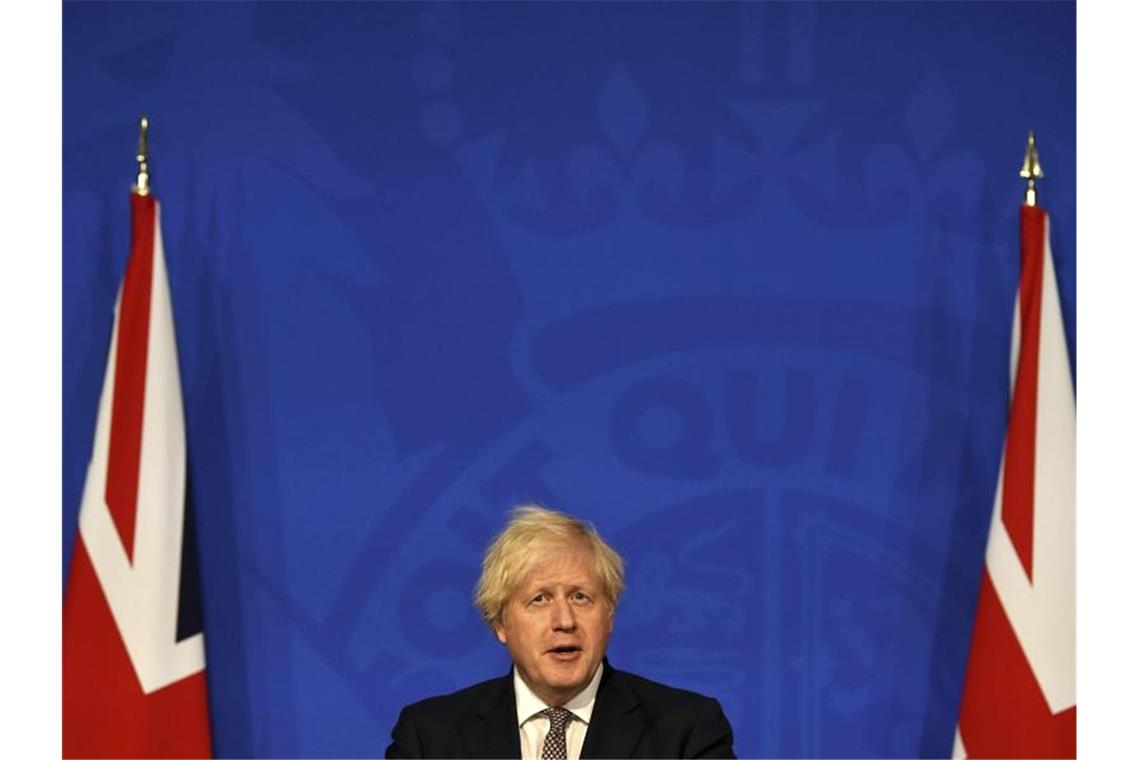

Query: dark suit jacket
<box><xmin>386</xmin><ymin>662</ymin><xmax>735</xmax><ymax>759</ymax></box>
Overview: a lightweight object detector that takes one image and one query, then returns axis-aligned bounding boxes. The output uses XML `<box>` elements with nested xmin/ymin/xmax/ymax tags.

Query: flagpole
<box><xmin>1020</xmin><ymin>130</ymin><xmax>1043</xmax><ymax>206</ymax></box>
<box><xmin>133</xmin><ymin>116</ymin><xmax>150</xmax><ymax>196</ymax></box>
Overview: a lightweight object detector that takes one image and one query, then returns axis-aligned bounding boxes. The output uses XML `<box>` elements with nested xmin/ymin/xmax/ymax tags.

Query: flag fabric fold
<box><xmin>955</xmin><ymin>204</ymin><xmax>1076</xmax><ymax>758</ymax></box>
<box><xmin>63</xmin><ymin>192</ymin><xmax>213</xmax><ymax>758</ymax></box>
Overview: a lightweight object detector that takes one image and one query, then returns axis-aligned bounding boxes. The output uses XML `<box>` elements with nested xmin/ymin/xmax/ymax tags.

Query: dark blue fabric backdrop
<box><xmin>62</xmin><ymin>2</ymin><xmax>1075</xmax><ymax>757</ymax></box>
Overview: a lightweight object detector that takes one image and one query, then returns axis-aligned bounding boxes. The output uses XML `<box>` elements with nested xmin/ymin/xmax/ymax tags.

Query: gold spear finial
<box><xmin>133</xmin><ymin>116</ymin><xmax>150</xmax><ymax>196</ymax></box>
<box><xmin>1020</xmin><ymin>130</ymin><xmax>1043</xmax><ymax>207</ymax></box>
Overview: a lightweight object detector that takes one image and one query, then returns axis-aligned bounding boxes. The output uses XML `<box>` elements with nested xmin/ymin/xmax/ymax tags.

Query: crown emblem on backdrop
<box><xmin>447</xmin><ymin>69</ymin><xmax>842</xmax><ymax>323</ymax></box>
<box><xmin>407</xmin><ymin>1</ymin><xmax>981</xmax><ymax>325</ymax></box>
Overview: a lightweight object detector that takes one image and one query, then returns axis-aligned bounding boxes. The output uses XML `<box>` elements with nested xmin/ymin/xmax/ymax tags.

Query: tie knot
<box><xmin>542</xmin><ymin>706</ymin><xmax>572</xmax><ymax>731</ymax></box>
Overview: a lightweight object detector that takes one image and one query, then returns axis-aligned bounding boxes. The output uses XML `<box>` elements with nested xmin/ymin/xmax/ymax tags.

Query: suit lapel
<box><xmin>580</xmin><ymin>666</ymin><xmax>644</xmax><ymax>759</ymax></box>
<box><xmin>462</xmin><ymin>673</ymin><xmax>522</xmax><ymax>759</ymax></box>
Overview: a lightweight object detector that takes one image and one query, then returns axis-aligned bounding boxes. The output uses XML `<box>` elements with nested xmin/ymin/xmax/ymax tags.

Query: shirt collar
<box><xmin>513</xmin><ymin>660</ymin><xmax>605</xmax><ymax>728</ymax></box>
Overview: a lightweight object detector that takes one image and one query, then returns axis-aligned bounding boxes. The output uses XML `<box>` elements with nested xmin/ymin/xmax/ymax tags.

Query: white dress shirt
<box><xmin>514</xmin><ymin>662</ymin><xmax>604</xmax><ymax>760</ymax></box>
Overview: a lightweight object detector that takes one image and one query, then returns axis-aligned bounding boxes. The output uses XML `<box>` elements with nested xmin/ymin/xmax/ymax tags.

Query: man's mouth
<box><xmin>546</xmin><ymin>645</ymin><xmax>583</xmax><ymax>661</ymax></box>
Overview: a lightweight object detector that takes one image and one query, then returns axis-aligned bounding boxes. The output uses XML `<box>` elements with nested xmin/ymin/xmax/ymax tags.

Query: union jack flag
<box><xmin>955</xmin><ymin>203</ymin><xmax>1076</xmax><ymax>758</ymax></box>
<box><xmin>63</xmin><ymin>190</ymin><xmax>213</xmax><ymax>757</ymax></box>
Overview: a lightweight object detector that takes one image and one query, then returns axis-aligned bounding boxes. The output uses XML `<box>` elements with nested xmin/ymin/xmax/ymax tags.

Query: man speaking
<box><xmin>386</xmin><ymin>505</ymin><xmax>735</xmax><ymax>759</ymax></box>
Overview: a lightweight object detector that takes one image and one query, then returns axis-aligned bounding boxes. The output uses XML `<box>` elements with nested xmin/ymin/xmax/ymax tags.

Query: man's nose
<box><xmin>551</xmin><ymin>597</ymin><xmax>576</xmax><ymax>631</ymax></box>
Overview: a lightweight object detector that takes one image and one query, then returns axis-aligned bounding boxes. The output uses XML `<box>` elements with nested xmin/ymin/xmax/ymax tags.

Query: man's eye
<box><xmin>571</xmin><ymin>592</ymin><xmax>590</xmax><ymax>603</ymax></box>
<box><xmin>529</xmin><ymin>594</ymin><xmax>548</xmax><ymax>605</ymax></box>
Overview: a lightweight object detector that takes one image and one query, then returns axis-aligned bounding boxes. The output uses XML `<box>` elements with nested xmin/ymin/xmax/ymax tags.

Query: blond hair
<box><xmin>474</xmin><ymin>504</ymin><xmax>625</xmax><ymax>629</ymax></box>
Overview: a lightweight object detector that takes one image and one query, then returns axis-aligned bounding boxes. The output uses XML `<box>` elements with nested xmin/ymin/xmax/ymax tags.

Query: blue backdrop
<box><xmin>62</xmin><ymin>2</ymin><xmax>1076</xmax><ymax>757</ymax></box>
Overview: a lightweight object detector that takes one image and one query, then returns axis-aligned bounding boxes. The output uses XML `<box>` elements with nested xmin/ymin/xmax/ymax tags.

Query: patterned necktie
<box><xmin>541</xmin><ymin>707</ymin><xmax>572</xmax><ymax>760</ymax></box>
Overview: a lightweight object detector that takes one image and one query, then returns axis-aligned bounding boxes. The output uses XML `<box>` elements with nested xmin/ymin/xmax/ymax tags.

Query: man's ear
<box><xmin>493</xmin><ymin>619</ymin><xmax>508</xmax><ymax>645</ymax></box>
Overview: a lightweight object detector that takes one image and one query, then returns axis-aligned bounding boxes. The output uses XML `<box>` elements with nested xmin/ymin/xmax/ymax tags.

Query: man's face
<box><xmin>494</xmin><ymin>540</ymin><xmax>613</xmax><ymax>706</ymax></box>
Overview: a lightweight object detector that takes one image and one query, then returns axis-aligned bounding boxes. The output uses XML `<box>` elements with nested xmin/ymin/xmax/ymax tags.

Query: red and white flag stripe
<box><xmin>63</xmin><ymin>193</ymin><xmax>213</xmax><ymax>757</ymax></box>
<box><xmin>955</xmin><ymin>205</ymin><xmax>1076</xmax><ymax>758</ymax></box>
